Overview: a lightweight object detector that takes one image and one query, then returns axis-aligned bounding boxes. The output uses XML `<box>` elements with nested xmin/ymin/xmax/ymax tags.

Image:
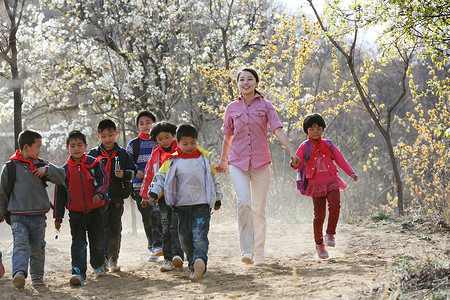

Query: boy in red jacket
<box><xmin>54</xmin><ymin>130</ymin><xmax>109</xmax><ymax>286</ymax></box>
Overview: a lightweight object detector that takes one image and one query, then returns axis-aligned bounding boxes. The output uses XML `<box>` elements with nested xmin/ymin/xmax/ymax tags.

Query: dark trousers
<box><xmin>177</xmin><ymin>204</ymin><xmax>210</xmax><ymax>271</ymax></box>
<box><xmin>159</xmin><ymin>197</ymin><xmax>183</xmax><ymax>261</ymax></box>
<box><xmin>69</xmin><ymin>207</ymin><xmax>105</xmax><ymax>279</ymax></box>
<box><xmin>104</xmin><ymin>202</ymin><xmax>124</xmax><ymax>262</ymax></box>
<box><xmin>313</xmin><ymin>189</ymin><xmax>341</xmax><ymax>245</ymax></box>
<box><xmin>134</xmin><ymin>191</ymin><xmax>162</xmax><ymax>250</ymax></box>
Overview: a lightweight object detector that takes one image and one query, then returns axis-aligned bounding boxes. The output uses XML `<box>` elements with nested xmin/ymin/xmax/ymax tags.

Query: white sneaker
<box><xmin>193</xmin><ymin>258</ymin><xmax>205</xmax><ymax>280</ymax></box>
<box><xmin>94</xmin><ymin>266</ymin><xmax>107</xmax><ymax>278</ymax></box>
<box><xmin>160</xmin><ymin>260</ymin><xmax>174</xmax><ymax>272</ymax></box>
<box><xmin>69</xmin><ymin>274</ymin><xmax>85</xmax><ymax>286</ymax></box>
<box><xmin>241</xmin><ymin>253</ymin><xmax>254</xmax><ymax>264</ymax></box>
<box><xmin>172</xmin><ymin>256</ymin><xmax>183</xmax><ymax>268</ymax></box>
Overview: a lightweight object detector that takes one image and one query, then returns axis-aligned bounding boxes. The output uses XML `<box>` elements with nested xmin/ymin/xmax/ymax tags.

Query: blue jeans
<box><xmin>134</xmin><ymin>191</ymin><xmax>162</xmax><ymax>250</ymax></box>
<box><xmin>10</xmin><ymin>214</ymin><xmax>47</xmax><ymax>280</ymax></box>
<box><xmin>176</xmin><ymin>204</ymin><xmax>210</xmax><ymax>272</ymax></box>
<box><xmin>159</xmin><ymin>197</ymin><xmax>183</xmax><ymax>261</ymax></box>
<box><xmin>69</xmin><ymin>207</ymin><xmax>105</xmax><ymax>279</ymax></box>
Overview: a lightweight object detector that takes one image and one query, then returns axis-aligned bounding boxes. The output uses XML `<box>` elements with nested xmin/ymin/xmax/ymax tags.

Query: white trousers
<box><xmin>229</xmin><ymin>164</ymin><xmax>271</xmax><ymax>263</ymax></box>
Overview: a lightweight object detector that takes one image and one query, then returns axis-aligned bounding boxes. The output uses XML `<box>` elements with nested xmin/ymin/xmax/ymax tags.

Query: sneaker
<box><xmin>189</xmin><ymin>271</ymin><xmax>194</xmax><ymax>279</ymax></box>
<box><xmin>0</xmin><ymin>258</ymin><xmax>5</xmax><ymax>279</ymax></box>
<box><xmin>172</xmin><ymin>256</ymin><xmax>183</xmax><ymax>268</ymax></box>
<box><xmin>160</xmin><ymin>260</ymin><xmax>174</xmax><ymax>272</ymax></box>
<box><xmin>69</xmin><ymin>267</ymin><xmax>85</xmax><ymax>286</ymax></box>
<box><xmin>148</xmin><ymin>255</ymin><xmax>160</xmax><ymax>262</ymax></box>
<box><xmin>151</xmin><ymin>247</ymin><xmax>163</xmax><ymax>257</ymax></box>
<box><xmin>12</xmin><ymin>271</ymin><xmax>25</xmax><ymax>289</ymax></box>
<box><xmin>94</xmin><ymin>266</ymin><xmax>107</xmax><ymax>278</ymax></box>
<box><xmin>193</xmin><ymin>258</ymin><xmax>205</xmax><ymax>281</ymax></box>
<box><xmin>316</xmin><ymin>243</ymin><xmax>329</xmax><ymax>259</ymax></box>
<box><xmin>324</xmin><ymin>234</ymin><xmax>335</xmax><ymax>247</ymax></box>
<box><xmin>31</xmin><ymin>278</ymin><xmax>45</xmax><ymax>286</ymax></box>
<box><xmin>69</xmin><ymin>274</ymin><xmax>84</xmax><ymax>286</ymax></box>
<box><xmin>241</xmin><ymin>253</ymin><xmax>254</xmax><ymax>265</ymax></box>
<box><xmin>103</xmin><ymin>259</ymin><xmax>109</xmax><ymax>272</ymax></box>
<box><xmin>109</xmin><ymin>260</ymin><xmax>120</xmax><ymax>272</ymax></box>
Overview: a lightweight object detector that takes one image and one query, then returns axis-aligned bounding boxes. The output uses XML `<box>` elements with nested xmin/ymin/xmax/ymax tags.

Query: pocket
<box><xmin>254</xmin><ymin>110</ymin><xmax>267</xmax><ymax>117</ymax></box>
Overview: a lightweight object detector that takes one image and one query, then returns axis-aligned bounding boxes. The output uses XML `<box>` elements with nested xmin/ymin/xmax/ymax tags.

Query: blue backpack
<box><xmin>296</xmin><ymin>139</ymin><xmax>334</xmax><ymax>195</ymax></box>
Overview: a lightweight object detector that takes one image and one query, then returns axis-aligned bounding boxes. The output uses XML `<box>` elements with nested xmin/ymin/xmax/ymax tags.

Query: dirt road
<box><xmin>0</xmin><ymin>218</ymin><xmax>447</xmax><ymax>299</ymax></box>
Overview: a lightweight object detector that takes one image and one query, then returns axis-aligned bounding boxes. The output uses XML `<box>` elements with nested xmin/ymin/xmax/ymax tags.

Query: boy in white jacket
<box><xmin>145</xmin><ymin>124</ymin><xmax>222</xmax><ymax>281</ymax></box>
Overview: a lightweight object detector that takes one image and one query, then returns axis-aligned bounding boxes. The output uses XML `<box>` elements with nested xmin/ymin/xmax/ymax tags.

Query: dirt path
<box><xmin>0</xmin><ymin>218</ymin><xmax>447</xmax><ymax>299</ymax></box>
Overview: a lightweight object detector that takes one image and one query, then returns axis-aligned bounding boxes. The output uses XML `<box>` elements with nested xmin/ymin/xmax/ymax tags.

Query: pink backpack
<box><xmin>296</xmin><ymin>139</ymin><xmax>334</xmax><ymax>195</ymax></box>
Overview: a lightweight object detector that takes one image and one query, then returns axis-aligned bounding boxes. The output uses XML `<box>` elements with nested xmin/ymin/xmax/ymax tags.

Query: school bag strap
<box><xmin>132</xmin><ymin>137</ymin><xmax>141</xmax><ymax>164</ymax></box>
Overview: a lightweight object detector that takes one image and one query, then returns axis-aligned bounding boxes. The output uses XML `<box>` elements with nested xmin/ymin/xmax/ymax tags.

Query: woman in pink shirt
<box><xmin>291</xmin><ymin>113</ymin><xmax>358</xmax><ymax>259</ymax></box>
<box><xmin>217</xmin><ymin>68</ymin><xmax>300</xmax><ymax>265</ymax></box>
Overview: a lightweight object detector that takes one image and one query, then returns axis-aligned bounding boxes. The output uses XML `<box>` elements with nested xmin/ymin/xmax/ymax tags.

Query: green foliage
<box><xmin>371</xmin><ymin>211</ymin><xmax>390</xmax><ymax>222</ymax></box>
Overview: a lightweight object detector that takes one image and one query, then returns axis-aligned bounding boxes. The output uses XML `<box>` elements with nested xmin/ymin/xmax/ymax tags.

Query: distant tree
<box><xmin>0</xmin><ymin>0</ymin><xmax>26</xmax><ymax>149</ymax></box>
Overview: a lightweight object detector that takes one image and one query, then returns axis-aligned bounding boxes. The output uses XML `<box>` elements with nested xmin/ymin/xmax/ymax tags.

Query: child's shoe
<box><xmin>148</xmin><ymin>247</ymin><xmax>163</xmax><ymax>261</ymax></box>
<box><xmin>193</xmin><ymin>258</ymin><xmax>205</xmax><ymax>281</ymax></box>
<box><xmin>109</xmin><ymin>260</ymin><xmax>120</xmax><ymax>272</ymax></box>
<box><xmin>31</xmin><ymin>277</ymin><xmax>45</xmax><ymax>286</ymax></box>
<box><xmin>172</xmin><ymin>255</ymin><xmax>183</xmax><ymax>268</ymax></box>
<box><xmin>69</xmin><ymin>267</ymin><xmax>85</xmax><ymax>286</ymax></box>
<box><xmin>94</xmin><ymin>266</ymin><xmax>107</xmax><ymax>278</ymax></box>
<box><xmin>103</xmin><ymin>259</ymin><xmax>109</xmax><ymax>272</ymax></box>
<box><xmin>324</xmin><ymin>234</ymin><xmax>335</xmax><ymax>247</ymax></box>
<box><xmin>0</xmin><ymin>256</ymin><xmax>5</xmax><ymax>279</ymax></box>
<box><xmin>315</xmin><ymin>243</ymin><xmax>329</xmax><ymax>259</ymax></box>
<box><xmin>241</xmin><ymin>253</ymin><xmax>254</xmax><ymax>265</ymax></box>
<box><xmin>12</xmin><ymin>271</ymin><xmax>25</xmax><ymax>289</ymax></box>
<box><xmin>160</xmin><ymin>260</ymin><xmax>174</xmax><ymax>272</ymax></box>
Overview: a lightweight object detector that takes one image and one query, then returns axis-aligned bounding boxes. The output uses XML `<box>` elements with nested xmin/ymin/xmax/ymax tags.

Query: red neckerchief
<box><xmin>66</xmin><ymin>154</ymin><xmax>103</xmax><ymax>179</ymax></box>
<box><xmin>99</xmin><ymin>148</ymin><xmax>117</xmax><ymax>178</ymax></box>
<box><xmin>10</xmin><ymin>150</ymin><xmax>39</xmax><ymax>171</ymax></box>
<box><xmin>167</xmin><ymin>146</ymin><xmax>202</xmax><ymax>159</ymax></box>
<box><xmin>138</xmin><ymin>132</ymin><xmax>151</xmax><ymax>139</ymax></box>
<box><xmin>308</xmin><ymin>137</ymin><xmax>335</xmax><ymax>161</ymax></box>
<box><xmin>159</xmin><ymin>141</ymin><xmax>178</xmax><ymax>165</ymax></box>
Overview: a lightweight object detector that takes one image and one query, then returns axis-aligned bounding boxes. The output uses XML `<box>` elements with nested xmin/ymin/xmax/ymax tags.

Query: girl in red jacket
<box><xmin>291</xmin><ymin>113</ymin><xmax>358</xmax><ymax>259</ymax></box>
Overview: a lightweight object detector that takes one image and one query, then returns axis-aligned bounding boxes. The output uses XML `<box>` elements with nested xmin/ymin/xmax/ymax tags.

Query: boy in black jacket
<box><xmin>88</xmin><ymin>119</ymin><xmax>136</xmax><ymax>272</ymax></box>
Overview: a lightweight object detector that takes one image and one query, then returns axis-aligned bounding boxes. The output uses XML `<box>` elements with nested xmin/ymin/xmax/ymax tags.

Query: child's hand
<box><xmin>214</xmin><ymin>200</ymin><xmax>221</xmax><ymax>211</ymax></box>
<box><xmin>114</xmin><ymin>169</ymin><xmax>124</xmax><ymax>178</ymax></box>
<box><xmin>136</xmin><ymin>170</ymin><xmax>144</xmax><ymax>179</ymax></box>
<box><xmin>216</xmin><ymin>159</ymin><xmax>227</xmax><ymax>173</ymax></box>
<box><xmin>93</xmin><ymin>194</ymin><xmax>102</xmax><ymax>203</ymax></box>
<box><xmin>290</xmin><ymin>154</ymin><xmax>300</xmax><ymax>167</ymax></box>
<box><xmin>55</xmin><ymin>220</ymin><xmax>62</xmax><ymax>230</ymax></box>
<box><xmin>32</xmin><ymin>166</ymin><xmax>47</xmax><ymax>178</ymax></box>
<box><xmin>351</xmin><ymin>173</ymin><xmax>358</xmax><ymax>181</ymax></box>
<box><xmin>141</xmin><ymin>199</ymin><xmax>149</xmax><ymax>208</ymax></box>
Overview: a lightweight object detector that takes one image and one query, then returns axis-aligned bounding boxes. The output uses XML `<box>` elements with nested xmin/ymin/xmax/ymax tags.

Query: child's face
<box><xmin>98</xmin><ymin>128</ymin><xmax>118</xmax><ymax>150</ymax></box>
<box><xmin>178</xmin><ymin>136</ymin><xmax>197</xmax><ymax>155</ymax></box>
<box><xmin>307</xmin><ymin>123</ymin><xmax>323</xmax><ymax>140</ymax></box>
<box><xmin>156</xmin><ymin>131</ymin><xmax>175</xmax><ymax>149</ymax></box>
<box><xmin>67</xmin><ymin>138</ymin><xmax>87</xmax><ymax>161</ymax></box>
<box><xmin>22</xmin><ymin>138</ymin><xmax>42</xmax><ymax>160</ymax></box>
<box><xmin>137</xmin><ymin>116</ymin><xmax>154</xmax><ymax>135</ymax></box>
<box><xmin>238</xmin><ymin>70</ymin><xmax>258</xmax><ymax>97</ymax></box>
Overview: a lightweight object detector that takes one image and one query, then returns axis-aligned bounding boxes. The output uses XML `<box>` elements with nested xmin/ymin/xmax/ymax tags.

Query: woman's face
<box><xmin>238</xmin><ymin>71</ymin><xmax>258</xmax><ymax>97</ymax></box>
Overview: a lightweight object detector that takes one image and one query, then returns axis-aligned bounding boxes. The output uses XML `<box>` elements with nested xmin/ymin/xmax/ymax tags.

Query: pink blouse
<box><xmin>222</xmin><ymin>94</ymin><xmax>283</xmax><ymax>171</ymax></box>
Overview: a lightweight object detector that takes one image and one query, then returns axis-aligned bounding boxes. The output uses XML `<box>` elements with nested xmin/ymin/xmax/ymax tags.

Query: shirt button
<box><xmin>248</xmin><ymin>144</ymin><xmax>251</xmax><ymax>146</ymax></box>
<box><xmin>323</xmin><ymin>155</ymin><xmax>325</xmax><ymax>157</ymax></box>
<box><xmin>248</xmin><ymin>134</ymin><xmax>250</xmax><ymax>136</ymax></box>
<box><xmin>312</xmin><ymin>168</ymin><xmax>315</xmax><ymax>170</ymax></box>
<box><xmin>249</xmin><ymin>154</ymin><xmax>251</xmax><ymax>156</ymax></box>
<box><xmin>315</xmin><ymin>157</ymin><xmax>317</xmax><ymax>160</ymax></box>
<box><xmin>247</xmin><ymin>123</ymin><xmax>249</xmax><ymax>125</ymax></box>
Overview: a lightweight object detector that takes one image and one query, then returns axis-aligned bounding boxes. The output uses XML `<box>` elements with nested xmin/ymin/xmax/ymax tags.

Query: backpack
<box><xmin>296</xmin><ymin>139</ymin><xmax>334</xmax><ymax>195</ymax></box>
<box><xmin>129</xmin><ymin>138</ymin><xmax>141</xmax><ymax>200</ymax></box>
<box><xmin>3</xmin><ymin>160</ymin><xmax>54</xmax><ymax>225</ymax></box>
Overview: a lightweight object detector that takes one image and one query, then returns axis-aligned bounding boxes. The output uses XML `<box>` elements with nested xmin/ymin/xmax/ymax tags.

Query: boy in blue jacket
<box><xmin>54</xmin><ymin>130</ymin><xmax>109</xmax><ymax>286</ymax></box>
<box><xmin>0</xmin><ymin>130</ymin><xmax>66</xmax><ymax>288</ymax></box>
<box><xmin>88</xmin><ymin>119</ymin><xmax>136</xmax><ymax>272</ymax></box>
